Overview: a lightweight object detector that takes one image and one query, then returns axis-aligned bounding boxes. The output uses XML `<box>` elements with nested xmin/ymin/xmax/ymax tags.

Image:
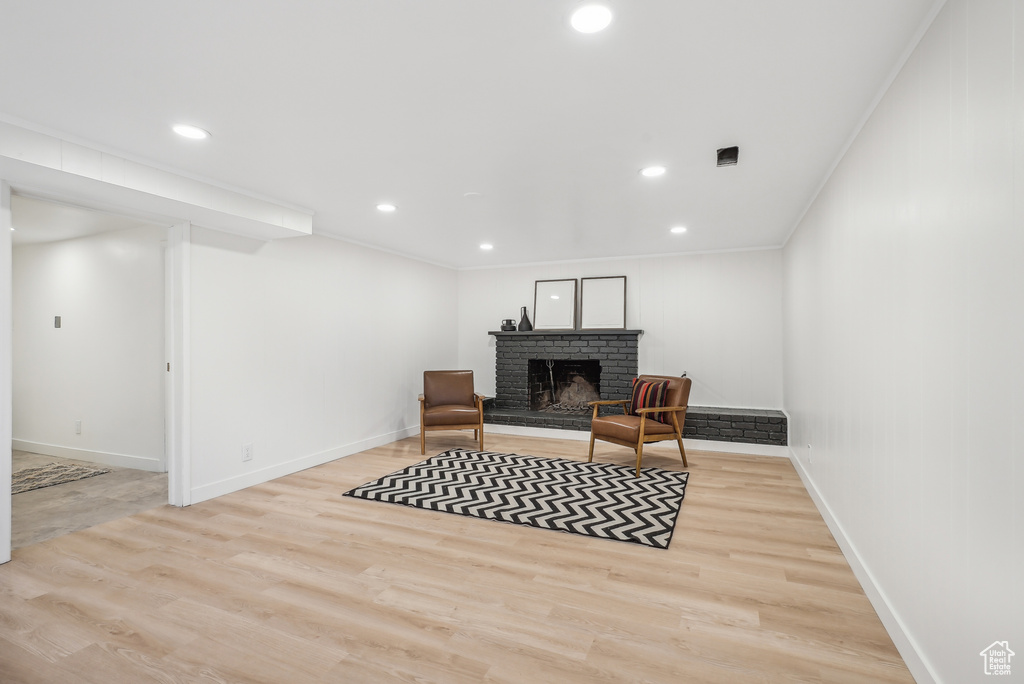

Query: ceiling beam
<box><xmin>0</xmin><ymin>121</ymin><xmax>312</xmax><ymax>241</ymax></box>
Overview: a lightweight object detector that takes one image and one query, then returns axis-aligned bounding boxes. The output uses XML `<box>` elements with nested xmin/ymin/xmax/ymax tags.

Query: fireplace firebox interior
<box><xmin>528</xmin><ymin>359</ymin><xmax>601</xmax><ymax>412</ymax></box>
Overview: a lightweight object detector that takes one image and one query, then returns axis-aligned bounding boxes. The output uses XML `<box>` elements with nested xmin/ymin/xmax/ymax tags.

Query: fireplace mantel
<box><xmin>488</xmin><ymin>330</ymin><xmax>644</xmax><ymax>337</ymax></box>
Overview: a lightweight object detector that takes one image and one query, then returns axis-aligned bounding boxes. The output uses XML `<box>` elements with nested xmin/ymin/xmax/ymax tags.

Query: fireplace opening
<box><xmin>528</xmin><ymin>359</ymin><xmax>601</xmax><ymax>413</ymax></box>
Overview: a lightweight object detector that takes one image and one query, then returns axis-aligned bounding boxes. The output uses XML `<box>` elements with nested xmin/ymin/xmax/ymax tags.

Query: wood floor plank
<box><xmin>0</xmin><ymin>635</ymin><xmax>95</xmax><ymax>684</ymax></box>
<box><xmin>55</xmin><ymin>643</ymin><xmax>178</xmax><ymax>684</ymax></box>
<box><xmin>0</xmin><ymin>434</ymin><xmax>913</xmax><ymax>682</ymax></box>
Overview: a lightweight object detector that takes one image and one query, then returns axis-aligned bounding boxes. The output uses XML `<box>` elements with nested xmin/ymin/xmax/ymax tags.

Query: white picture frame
<box><xmin>533</xmin><ymin>279</ymin><xmax>577</xmax><ymax>330</ymax></box>
<box><xmin>580</xmin><ymin>276</ymin><xmax>626</xmax><ymax>329</ymax></box>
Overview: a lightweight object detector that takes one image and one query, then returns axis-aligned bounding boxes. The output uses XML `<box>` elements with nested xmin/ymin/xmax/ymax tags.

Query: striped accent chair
<box><xmin>587</xmin><ymin>374</ymin><xmax>691</xmax><ymax>476</ymax></box>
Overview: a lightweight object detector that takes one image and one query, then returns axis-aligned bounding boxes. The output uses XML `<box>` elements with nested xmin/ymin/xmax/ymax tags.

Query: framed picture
<box><xmin>533</xmin><ymin>279</ymin><xmax>577</xmax><ymax>330</ymax></box>
<box><xmin>580</xmin><ymin>276</ymin><xmax>626</xmax><ymax>329</ymax></box>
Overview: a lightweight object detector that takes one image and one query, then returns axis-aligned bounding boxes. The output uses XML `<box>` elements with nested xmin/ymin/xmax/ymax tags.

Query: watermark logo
<box><xmin>980</xmin><ymin>641</ymin><xmax>1014</xmax><ymax>676</ymax></box>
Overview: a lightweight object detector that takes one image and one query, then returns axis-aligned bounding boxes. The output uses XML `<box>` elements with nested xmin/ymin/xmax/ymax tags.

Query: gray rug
<box><xmin>12</xmin><ymin>462</ymin><xmax>111</xmax><ymax>494</ymax></box>
<box><xmin>344</xmin><ymin>449</ymin><xmax>689</xmax><ymax>549</ymax></box>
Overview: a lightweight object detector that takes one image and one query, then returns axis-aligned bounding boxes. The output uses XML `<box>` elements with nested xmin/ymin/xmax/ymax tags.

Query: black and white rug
<box><xmin>12</xmin><ymin>462</ymin><xmax>111</xmax><ymax>495</ymax></box>
<box><xmin>343</xmin><ymin>449</ymin><xmax>689</xmax><ymax>549</ymax></box>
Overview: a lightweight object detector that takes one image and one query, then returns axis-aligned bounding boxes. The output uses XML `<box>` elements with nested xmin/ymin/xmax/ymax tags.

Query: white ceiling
<box><xmin>0</xmin><ymin>1</ymin><xmax>938</xmax><ymax>267</ymax></box>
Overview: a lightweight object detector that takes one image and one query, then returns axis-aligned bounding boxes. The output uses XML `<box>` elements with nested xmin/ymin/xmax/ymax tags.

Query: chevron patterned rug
<box><xmin>343</xmin><ymin>449</ymin><xmax>689</xmax><ymax>549</ymax></box>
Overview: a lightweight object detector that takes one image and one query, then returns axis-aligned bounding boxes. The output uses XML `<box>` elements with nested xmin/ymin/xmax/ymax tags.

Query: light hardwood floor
<box><xmin>0</xmin><ymin>433</ymin><xmax>912</xmax><ymax>683</ymax></box>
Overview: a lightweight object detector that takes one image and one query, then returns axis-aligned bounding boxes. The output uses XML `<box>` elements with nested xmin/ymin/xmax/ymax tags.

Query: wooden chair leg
<box><xmin>676</xmin><ymin>434</ymin><xmax>688</xmax><ymax>467</ymax></box>
<box><xmin>635</xmin><ymin>417</ymin><xmax>649</xmax><ymax>476</ymax></box>
<box><xmin>419</xmin><ymin>398</ymin><xmax>426</xmax><ymax>455</ymax></box>
<box><xmin>588</xmin><ymin>403</ymin><xmax>603</xmax><ymax>463</ymax></box>
<box><xmin>477</xmin><ymin>398</ymin><xmax>485</xmax><ymax>452</ymax></box>
<box><xmin>668</xmin><ymin>412</ymin><xmax>689</xmax><ymax>468</ymax></box>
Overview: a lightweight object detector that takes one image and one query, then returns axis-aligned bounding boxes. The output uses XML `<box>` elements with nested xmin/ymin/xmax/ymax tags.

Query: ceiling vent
<box><xmin>717</xmin><ymin>146</ymin><xmax>739</xmax><ymax>167</ymax></box>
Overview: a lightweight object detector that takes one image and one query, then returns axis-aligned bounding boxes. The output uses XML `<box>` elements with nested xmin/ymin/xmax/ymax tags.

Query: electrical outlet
<box><xmin>242</xmin><ymin>443</ymin><xmax>253</xmax><ymax>462</ymax></box>
<box><xmin>75</xmin><ymin>420</ymin><xmax>82</xmax><ymax>435</ymax></box>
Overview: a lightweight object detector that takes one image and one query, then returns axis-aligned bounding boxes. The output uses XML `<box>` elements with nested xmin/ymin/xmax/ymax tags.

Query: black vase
<box><xmin>518</xmin><ymin>306</ymin><xmax>533</xmax><ymax>332</ymax></box>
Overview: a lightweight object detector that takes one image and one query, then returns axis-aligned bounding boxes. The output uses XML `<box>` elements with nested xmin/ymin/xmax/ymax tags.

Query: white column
<box><xmin>166</xmin><ymin>222</ymin><xmax>191</xmax><ymax>507</ymax></box>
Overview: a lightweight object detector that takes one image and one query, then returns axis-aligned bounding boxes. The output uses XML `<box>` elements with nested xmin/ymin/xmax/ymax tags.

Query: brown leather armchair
<box><xmin>419</xmin><ymin>370</ymin><xmax>485</xmax><ymax>455</ymax></box>
<box><xmin>588</xmin><ymin>374</ymin><xmax>691</xmax><ymax>476</ymax></box>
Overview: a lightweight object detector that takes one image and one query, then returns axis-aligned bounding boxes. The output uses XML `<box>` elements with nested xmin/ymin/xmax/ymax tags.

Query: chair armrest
<box><xmin>418</xmin><ymin>394</ymin><xmax>425</xmax><ymax>403</ymax></box>
<box><xmin>474</xmin><ymin>393</ymin><xmax>487</xmax><ymax>401</ymax></box>
<box><xmin>589</xmin><ymin>398</ymin><xmax>630</xmax><ymax>419</ymax></box>
<box><xmin>635</xmin><ymin>405</ymin><xmax>688</xmax><ymax>414</ymax></box>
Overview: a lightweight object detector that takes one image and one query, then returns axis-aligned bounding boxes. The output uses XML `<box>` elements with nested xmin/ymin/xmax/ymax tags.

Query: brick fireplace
<box><xmin>486</xmin><ymin>330</ymin><xmax>641</xmax><ymax>430</ymax></box>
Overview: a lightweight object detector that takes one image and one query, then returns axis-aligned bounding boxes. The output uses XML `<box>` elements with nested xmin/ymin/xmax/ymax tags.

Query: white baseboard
<box><xmin>189</xmin><ymin>426</ymin><xmax>420</xmax><ymax>505</ymax></box>
<box><xmin>484</xmin><ymin>423</ymin><xmax>790</xmax><ymax>458</ymax></box>
<box><xmin>13</xmin><ymin>439</ymin><xmax>164</xmax><ymax>472</ymax></box>
<box><xmin>787</xmin><ymin>448</ymin><xmax>937</xmax><ymax>684</ymax></box>
<box><xmin>680</xmin><ymin>438</ymin><xmax>789</xmax><ymax>458</ymax></box>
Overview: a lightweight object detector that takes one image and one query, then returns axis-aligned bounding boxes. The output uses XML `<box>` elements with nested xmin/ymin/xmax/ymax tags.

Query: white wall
<box><xmin>1</xmin><ymin>181</ymin><xmax>13</xmax><ymax>563</ymax></box>
<box><xmin>458</xmin><ymin>249</ymin><xmax>784</xmax><ymax>409</ymax></box>
<box><xmin>12</xmin><ymin>225</ymin><xmax>166</xmax><ymax>471</ymax></box>
<box><xmin>783</xmin><ymin>1</ymin><xmax>1022</xmax><ymax>681</ymax></box>
<box><xmin>187</xmin><ymin>228</ymin><xmax>457</xmax><ymax>502</ymax></box>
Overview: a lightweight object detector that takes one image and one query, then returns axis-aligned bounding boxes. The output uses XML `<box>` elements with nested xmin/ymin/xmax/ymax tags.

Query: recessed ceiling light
<box><xmin>550</xmin><ymin>295</ymin><xmax>560</xmax><ymax>300</ymax></box>
<box><xmin>376</xmin><ymin>203</ymin><xmax>397</xmax><ymax>213</ymax></box>
<box><xmin>571</xmin><ymin>5</ymin><xmax>613</xmax><ymax>33</ymax></box>
<box><xmin>670</xmin><ymin>226</ymin><xmax>687</xmax><ymax>234</ymax></box>
<box><xmin>640</xmin><ymin>165</ymin><xmax>666</xmax><ymax>178</ymax></box>
<box><xmin>172</xmin><ymin>124</ymin><xmax>210</xmax><ymax>140</ymax></box>
<box><xmin>480</xmin><ymin>243</ymin><xmax>493</xmax><ymax>250</ymax></box>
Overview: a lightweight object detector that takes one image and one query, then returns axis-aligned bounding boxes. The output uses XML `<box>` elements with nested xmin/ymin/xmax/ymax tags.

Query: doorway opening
<box><xmin>10</xmin><ymin>194</ymin><xmax>172</xmax><ymax>548</ymax></box>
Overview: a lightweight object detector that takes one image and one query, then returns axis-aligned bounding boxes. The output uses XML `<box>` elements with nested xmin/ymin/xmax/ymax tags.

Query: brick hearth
<box><xmin>486</xmin><ymin>329</ymin><xmax>787</xmax><ymax>446</ymax></box>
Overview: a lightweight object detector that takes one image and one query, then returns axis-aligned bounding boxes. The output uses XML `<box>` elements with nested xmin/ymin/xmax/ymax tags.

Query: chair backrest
<box><xmin>423</xmin><ymin>370</ymin><xmax>475</xmax><ymax>407</ymax></box>
<box><xmin>638</xmin><ymin>374</ymin><xmax>691</xmax><ymax>410</ymax></box>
